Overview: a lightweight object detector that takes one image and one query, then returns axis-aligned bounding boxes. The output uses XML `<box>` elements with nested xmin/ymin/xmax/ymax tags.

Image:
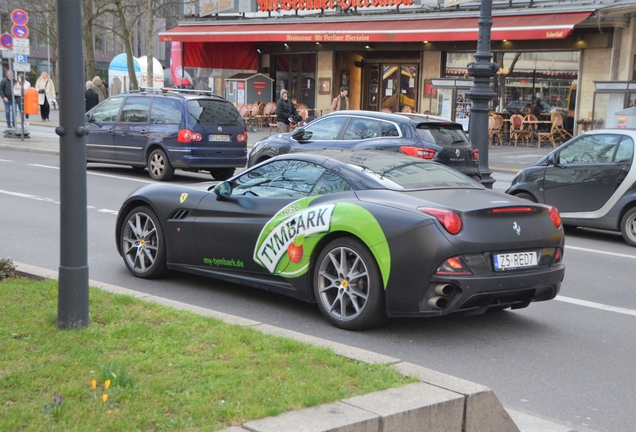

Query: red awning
<box><xmin>159</xmin><ymin>12</ymin><xmax>592</xmax><ymax>44</ymax></box>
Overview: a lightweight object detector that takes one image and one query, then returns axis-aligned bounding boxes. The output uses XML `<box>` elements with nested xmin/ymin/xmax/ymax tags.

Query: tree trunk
<box><xmin>82</xmin><ymin>0</ymin><xmax>96</xmax><ymax>81</ymax></box>
<box><xmin>145</xmin><ymin>0</ymin><xmax>154</xmax><ymax>89</ymax></box>
<box><xmin>117</xmin><ymin>0</ymin><xmax>139</xmax><ymax>90</ymax></box>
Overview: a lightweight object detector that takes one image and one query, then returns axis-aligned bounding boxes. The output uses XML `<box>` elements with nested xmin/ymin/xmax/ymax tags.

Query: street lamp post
<box><xmin>466</xmin><ymin>0</ymin><xmax>498</xmax><ymax>189</ymax></box>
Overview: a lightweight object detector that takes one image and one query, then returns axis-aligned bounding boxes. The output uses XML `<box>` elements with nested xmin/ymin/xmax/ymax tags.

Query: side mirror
<box><xmin>86</xmin><ymin>114</ymin><xmax>103</xmax><ymax>128</ymax></box>
<box><xmin>291</xmin><ymin>127</ymin><xmax>306</xmax><ymax>141</ymax></box>
<box><xmin>214</xmin><ymin>181</ymin><xmax>232</xmax><ymax>200</ymax></box>
<box><xmin>549</xmin><ymin>152</ymin><xmax>564</xmax><ymax>168</ymax></box>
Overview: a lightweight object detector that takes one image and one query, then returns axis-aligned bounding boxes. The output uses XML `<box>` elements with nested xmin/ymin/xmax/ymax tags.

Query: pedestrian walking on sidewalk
<box><xmin>35</xmin><ymin>72</ymin><xmax>56</xmax><ymax>122</ymax></box>
<box><xmin>85</xmin><ymin>81</ymin><xmax>99</xmax><ymax>112</ymax></box>
<box><xmin>92</xmin><ymin>76</ymin><xmax>108</xmax><ymax>102</ymax></box>
<box><xmin>276</xmin><ymin>89</ymin><xmax>300</xmax><ymax>133</ymax></box>
<box><xmin>1</xmin><ymin>70</ymin><xmax>14</xmax><ymax>128</ymax></box>
<box><xmin>330</xmin><ymin>86</ymin><xmax>350</xmax><ymax>112</ymax></box>
<box><xmin>14</xmin><ymin>73</ymin><xmax>31</xmax><ymax>127</ymax></box>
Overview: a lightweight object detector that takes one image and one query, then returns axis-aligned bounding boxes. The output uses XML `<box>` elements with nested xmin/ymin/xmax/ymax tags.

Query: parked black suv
<box><xmin>86</xmin><ymin>89</ymin><xmax>248</xmax><ymax>181</ymax></box>
<box><xmin>248</xmin><ymin>110</ymin><xmax>480</xmax><ymax>180</ymax></box>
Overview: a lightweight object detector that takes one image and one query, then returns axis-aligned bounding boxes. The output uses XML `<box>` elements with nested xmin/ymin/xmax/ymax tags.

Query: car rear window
<box><xmin>187</xmin><ymin>99</ymin><xmax>241</xmax><ymax>126</ymax></box>
<box><xmin>348</xmin><ymin>159</ymin><xmax>476</xmax><ymax>190</ymax></box>
<box><xmin>415</xmin><ymin>124</ymin><xmax>471</xmax><ymax>147</ymax></box>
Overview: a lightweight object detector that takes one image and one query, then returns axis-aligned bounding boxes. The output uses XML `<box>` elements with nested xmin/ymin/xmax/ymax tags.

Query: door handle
<box><xmin>107</xmin><ymin>127</ymin><xmax>114</xmax><ymax>133</ymax></box>
<box><xmin>140</xmin><ymin>129</ymin><xmax>147</xmax><ymax>134</ymax></box>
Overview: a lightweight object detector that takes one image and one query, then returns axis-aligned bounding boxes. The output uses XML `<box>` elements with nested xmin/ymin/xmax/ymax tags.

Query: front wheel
<box><xmin>620</xmin><ymin>207</ymin><xmax>636</xmax><ymax>247</ymax></box>
<box><xmin>147</xmin><ymin>149</ymin><xmax>174</xmax><ymax>181</ymax></box>
<box><xmin>313</xmin><ymin>237</ymin><xmax>386</xmax><ymax>330</ymax></box>
<box><xmin>120</xmin><ymin>206</ymin><xmax>167</xmax><ymax>278</ymax></box>
<box><xmin>209</xmin><ymin>168</ymin><xmax>235</xmax><ymax>181</ymax></box>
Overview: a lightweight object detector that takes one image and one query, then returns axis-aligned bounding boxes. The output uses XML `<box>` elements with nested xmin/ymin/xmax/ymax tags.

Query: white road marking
<box><xmin>565</xmin><ymin>245</ymin><xmax>636</xmax><ymax>260</ymax></box>
<box><xmin>0</xmin><ymin>158</ymin><xmax>14</xmax><ymax>162</ymax></box>
<box><xmin>0</xmin><ymin>189</ymin><xmax>115</xmax><ymax>215</ymax></box>
<box><xmin>556</xmin><ymin>296</ymin><xmax>636</xmax><ymax>317</ymax></box>
<box><xmin>27</xmin><ymin>163</ymin><xmax>154</xmax><ymax>183</ymax></box>
<box><xmin>29</xmin><ymin>164</ymin><xmax>59</xmax><ymax>169</ymax></box>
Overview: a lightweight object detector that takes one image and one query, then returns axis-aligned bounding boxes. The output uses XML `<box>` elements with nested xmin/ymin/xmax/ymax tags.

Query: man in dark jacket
<box><xmin>276</xmin><ymin>89</ymin><xmax>299</xmax><ymax>133</ymax></box>
<box><xmin>1</xmin><ymin>70</ymin><xmax>14</xmax><ymax>128</ymax></box>
<box><xmin>85</xmin><ymin>81</ymin><xmax>100</xmax><ymax>112</ymax></box>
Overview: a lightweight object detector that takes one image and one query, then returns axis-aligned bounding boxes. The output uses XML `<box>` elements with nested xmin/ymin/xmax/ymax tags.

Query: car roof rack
<box><xmin>125</xmin><ymin>87</ymin><xmax>225</xmax><ymax>99</ymax></box>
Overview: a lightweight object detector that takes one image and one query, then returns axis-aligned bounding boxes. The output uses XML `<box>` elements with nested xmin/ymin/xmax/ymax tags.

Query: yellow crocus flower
<box><xmin>91</xmin><ymin>379</ymin><xmax>97</xmax><ymax>390</ymax></box>
<box><xmin>102</xmin><ymin>394</ymin><xmax>108</xmax><ymax>403</ymax></box>
<box><xmin>104</xmin><ymin>380</ymin><xmax>111</xmax><ymax>390</ymax></box>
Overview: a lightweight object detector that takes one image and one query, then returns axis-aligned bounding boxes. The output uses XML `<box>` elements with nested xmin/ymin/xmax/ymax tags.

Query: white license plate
<box><xmin>209</xmin><ymin>134</ymin><xmax>230</xmax><ymax>142</ymax></box>
<box><xmin>493</xmin><ymin>251</ymin><xmax>538</xmax><ymax>271</ymax></box>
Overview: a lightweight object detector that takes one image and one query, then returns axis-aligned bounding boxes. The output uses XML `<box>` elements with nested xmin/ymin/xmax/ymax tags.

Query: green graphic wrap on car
<box><xmin>253</xmin><ymin>197</ymin><xmax>391</xmax><ymax>287</ymax></box>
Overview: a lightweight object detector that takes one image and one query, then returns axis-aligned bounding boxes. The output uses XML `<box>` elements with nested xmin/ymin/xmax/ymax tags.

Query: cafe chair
<box><xmin>551</xmin><ymin>112</ymin><xmax>573</xmax><ymax>143</ymax></box>
<box><xmin>509</xmin><ymin>114</ymin><xmax>530</xmax><ymax>146</ymax></box>
<box><xmin>489</xmin><ymin>114</ymin><xmax>504</xmax><ymax>146</ymax></box>
<box><xmin>536</xmin><ymin>123</ymin><xmax>558</xmax><ymax>149</ymax></box>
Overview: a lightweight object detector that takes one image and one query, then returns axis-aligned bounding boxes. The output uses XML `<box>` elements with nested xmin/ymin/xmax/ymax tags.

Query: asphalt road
<box><xmin>2</xmin><ymin>122</ymin><xmax>636</xmax><ymax>431</ymax></box>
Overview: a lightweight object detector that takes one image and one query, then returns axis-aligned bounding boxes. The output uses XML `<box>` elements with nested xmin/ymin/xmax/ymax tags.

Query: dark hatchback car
<box><xmin>248</xmin><ymin>110</ymin><xmax>481</xmax><ymax>180</ymax></box>
<box><xmin>506</xmin><ymin>100</ymin><xmax>552</xmax><ymax>115</ymax></box>
<box><xmin>506</xmin><ymin>129</ymin><xmax>636</xmax><ymax>246</ymax></box>
<box><xmin>85</xmin><ymin>89</ymin><xmax>248</xmax><ymax>181</ymax></box>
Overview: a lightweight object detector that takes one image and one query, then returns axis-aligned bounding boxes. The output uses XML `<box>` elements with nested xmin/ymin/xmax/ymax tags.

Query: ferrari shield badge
<box><xmin>180</xmin><ymin>193</ymin><xmax>188</xmax><ymax>203</ymax></box>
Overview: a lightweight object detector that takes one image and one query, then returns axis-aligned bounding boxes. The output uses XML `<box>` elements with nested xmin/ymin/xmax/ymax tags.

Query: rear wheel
<box><xmin>620</xmin><ymin>207</ymin><xmax>636</xmax><ymax>247</ymax></box>
<box><xmin>515</xmin><ymin>192</ymin><xmax>538</xmax><ymax>203</ymax></box>
<box><xmin>147</xmin><ymin>149</ymin><xmax>174</xmax><ymax>181</ymax></box>
<box><xmin>313</xmin><ymin>237</ymin><xmax>386</xmax><ymax>330</ymax></box>
<box><xmin>120</xmin><ymin>206</ymin><xmax>167</xmax><ymax>278</ymax></box>
<box><xmin>209</xmin><ymin>168</ymin><xmax>235</xmax><ymax>181</ymax></box>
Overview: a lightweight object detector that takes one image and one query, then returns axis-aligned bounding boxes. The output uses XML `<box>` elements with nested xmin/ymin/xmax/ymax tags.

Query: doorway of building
<box><xmin>273</xmin><ymin>54</ymin><xmax>316</xmax><ymax>112</ymax></box>
<box><xmin>364</xmin><ymin>63</ymin><xmax>418</xmax><ymax>113</ymax></box>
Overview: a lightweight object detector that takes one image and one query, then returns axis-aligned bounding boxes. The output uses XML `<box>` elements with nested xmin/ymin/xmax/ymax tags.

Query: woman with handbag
<box><xmin>35</xmin><ymin>72</ymin><xmax>56</xmax><ymax>122</ymax></box>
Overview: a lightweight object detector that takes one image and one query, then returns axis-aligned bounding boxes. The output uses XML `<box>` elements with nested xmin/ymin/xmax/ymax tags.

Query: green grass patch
<box><xmin>0</xmin><ymin>278</ymin><xmax>413</xmax><ymax>431</ymax></box>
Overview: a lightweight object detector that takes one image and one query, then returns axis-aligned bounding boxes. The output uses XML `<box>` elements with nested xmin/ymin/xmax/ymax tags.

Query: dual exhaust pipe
<box><xmin>427</xmin><ymin>283</ymin><xmax>456</xmax><ymax>310</ymax></box>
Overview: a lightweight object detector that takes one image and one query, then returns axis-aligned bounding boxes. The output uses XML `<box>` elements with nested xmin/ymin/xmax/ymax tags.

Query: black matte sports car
<box><xmin>116</xmin><ymin>150</ymin><xmax>565</xmax><ymax>330</ymax></box>
<box><xmin>506</xmin><ymin>129</ymin><xmax>636</xmax><ymax>246</ymax></box>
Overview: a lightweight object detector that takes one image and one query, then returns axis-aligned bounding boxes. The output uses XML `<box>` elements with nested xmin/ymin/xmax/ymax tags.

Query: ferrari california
<box><xmin>116</xmin><ymin>150</ymin><xmax>565</xmax><ymax>330</ymax></box>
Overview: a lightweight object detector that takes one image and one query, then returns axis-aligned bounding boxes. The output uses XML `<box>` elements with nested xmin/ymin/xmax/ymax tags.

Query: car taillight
<box><xmin>400</xmin><ymin>146</ymin><xmax>436</xmax><ymax>159</ymax></box>
<box><xmin>418</xmin><ymin>207</ymin><xmax>462</xmax><ymax>234</ymax></box>
<box><xmin>487</xmin><ymin>207</ymin><xmax>535</xmax><ymax>213</ymax></box>
<box><xmin>435</xmin><ymin>256</ymin><xmax>472</xmax><ymax>275</ymax></box>
<box><xmin>237</xmin><ymin>132</ymin><xmax>248</xmax><ymax>143</ymax></box>
<box><xmin>552</xmin><ymin>247</ymin><xmax>563</xmax><ymax>265</ymax></box>
<box><xmin>471</xmin><ymin>148</ymin><xmax>479</xmax><ymax>161</ymax></box>
<box><xmin>178</xmin><ymin>129</ymin><xmax>202</xmax><ymax>143</ymax></box>
<box><xmin>548</xmin><ymin>206</ymin><xmax>561</xmax><ymax>228</ymax></box>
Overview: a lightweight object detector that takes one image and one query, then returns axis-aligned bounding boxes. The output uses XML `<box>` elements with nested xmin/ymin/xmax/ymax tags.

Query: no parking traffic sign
<box><xmin>11</xmin><ymin>9</ymin><xmax>29</xmax><ymax>26</ymax></box>
<box><xmin>12</xmin><ymin>24</ymin><xmax>28</xmax><ymax>39</ymax></box>
<box><xmin>0</xmin><ymin>33</ymin><xmax>13</xmax><ymax>49</ymax></box>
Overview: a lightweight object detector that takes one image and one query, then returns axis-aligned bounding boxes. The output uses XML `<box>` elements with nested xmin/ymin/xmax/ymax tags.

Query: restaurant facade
<box><xmin>159</xmin><ymin>0</ymin><xmax>636</xmax><ymax>134</ymax></box>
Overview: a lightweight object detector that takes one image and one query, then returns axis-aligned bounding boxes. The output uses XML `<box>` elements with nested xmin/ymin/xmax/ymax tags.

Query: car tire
<box><xmin>209</xmin><ymin>168</ymin><xmax>235</xmax><ymax>181</ymax></box>
<box><xmin>620</xmin><ymin>207</ymin><xmax>636</xmax><ymax>247</ymax></box>
<box><xmin>515</xmin><ymin>192</ymin><xmax>538</xmax><ymax>203</ymax></box>
<box><xmin>313</xmin><ymin>237</ymin><xmax>387</xmax><ymax>330</ymax></box>
<box><xmin>120</xmin><ymin>206</ymin><xmax>167</xmax><ymax>279</ymax></box>
<box><xmin>147</xmin><ymin>149</ymin><xmax>174</xmax><ymax>181</ymax></box>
